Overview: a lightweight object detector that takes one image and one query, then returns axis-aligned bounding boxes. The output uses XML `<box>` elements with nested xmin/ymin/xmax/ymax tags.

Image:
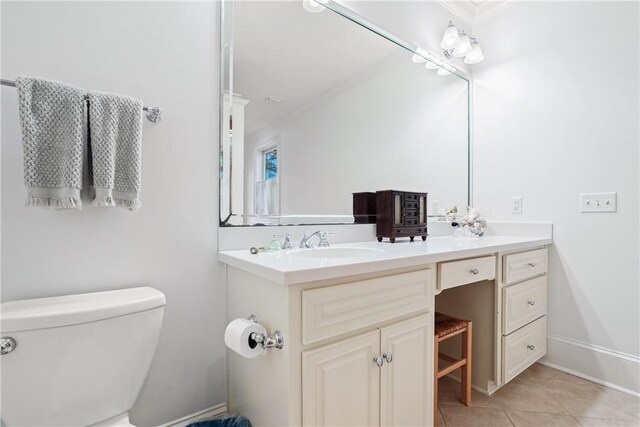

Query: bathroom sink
<box><xmin>290</xmin><ymin>247</ymin><xmax>385</xmax><ymax>260</ymax></box>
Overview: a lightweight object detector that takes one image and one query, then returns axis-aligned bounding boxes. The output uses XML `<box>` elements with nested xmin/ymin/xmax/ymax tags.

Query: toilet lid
<box><xmin>1</xmin><ymin>286</ymin><xmax>166</xmax><ymax>332</ymax></box>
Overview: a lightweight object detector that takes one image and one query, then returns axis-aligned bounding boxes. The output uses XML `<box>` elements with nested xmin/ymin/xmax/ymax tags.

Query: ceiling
<box><xmin>436</xmin><ymin>0</ymin><xmax>513</xmax><ymax>25</ymax></box>
<box><xmin>232</xmin><ymin>1</ymin><xmax>399</xmax><ymax>138</ymax></box>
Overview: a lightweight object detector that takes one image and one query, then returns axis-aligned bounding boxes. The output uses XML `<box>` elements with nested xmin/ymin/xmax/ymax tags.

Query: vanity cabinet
<box><xmin>221</xmin><ymin>234</ymin><xmax>552</xmax><ymax>424</ymax></box>
<box><xmin>302</xmin><ymin>315</ymin><xmax>432</xmax><ymax>427</ymax></box>
<box><xmin>434</xmin><ymin>247</ymin><xmax>548</xmax><ymax>394</ymax></box>
<box><xmin>226</xmin><ymin>267</ymin><xmax>434</xmax><ymax>427</ymax></box>
<box><xmin>500</xmin><ymin>248</ymin><xmax>548</xmax><ymax>382</ymax></box>
<box><xmin>376</xmin><ymin>190</ymin><xmax>428</xmax><ymax>243</ymax></box>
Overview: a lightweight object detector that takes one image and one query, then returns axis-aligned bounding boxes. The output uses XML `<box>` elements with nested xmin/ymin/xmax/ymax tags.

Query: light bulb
<box><xmin>440</xmin><ymin>23</ymin><xmax>461</xmax><ymax>50</ymax></box>
<box><xmin>437</xmin><ymin>67</ymin><xmax>452</xmax><ymax>76</ymax></box>
<box><xmin>453</xmin><ymin>35</ymin><xmax>472</xmax><ymax>57</ymax></box>
<box><xmin>464</xmin><ymin>42</ymin><xmax>484</xmax><ymax>64</ymax></box>
<box><xmin>303</xmin><ymin>0</ymin><xmax>325</xmax><ymax>13</ymax></box>
<box><xmin>411</xmin><ymin>54</ymin><xmax>427</xmax><ymax>64</ymax></box>
<box><xmin>424</xmin><ymin>61</ymin><xmax>439</xmax><ymax>70</ymax></box>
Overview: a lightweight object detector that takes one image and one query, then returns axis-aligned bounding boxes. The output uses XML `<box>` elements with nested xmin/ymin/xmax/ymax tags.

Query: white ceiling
<box><xmin>436</xmin><ymin>0</ymin><xmax>513</xmax><ymax>25</ymax></box>
<box><xmin>233</xmin><ymin>1</ymin><xmax>398</xmax><ymax>138</ymax></box>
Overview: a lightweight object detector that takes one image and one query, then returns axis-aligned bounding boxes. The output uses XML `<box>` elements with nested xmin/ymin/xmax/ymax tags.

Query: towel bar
<box><xmin>0</xmin><ymin>78</ymin><xmax>162</xmax><ymax>123</ymax></box>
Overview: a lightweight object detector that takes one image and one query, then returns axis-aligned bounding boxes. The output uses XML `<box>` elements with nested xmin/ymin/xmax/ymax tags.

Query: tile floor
<box><xmin>437</xmin><ymin>363</ymin><xmax>640</xmax><ymax>427</ymax></box>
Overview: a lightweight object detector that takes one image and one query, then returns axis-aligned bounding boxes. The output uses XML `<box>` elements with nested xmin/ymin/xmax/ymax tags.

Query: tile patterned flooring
<box><xmin>437</xmin><ymin>363</ymin><xmax>640</xmax><ymax>427</ymax></box>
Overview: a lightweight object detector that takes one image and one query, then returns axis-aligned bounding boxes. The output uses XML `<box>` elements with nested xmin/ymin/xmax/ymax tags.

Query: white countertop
<box><xmin>218</xmin><ymin>235</ymin><xmax>552</xmax><ymax>285</ymax></box>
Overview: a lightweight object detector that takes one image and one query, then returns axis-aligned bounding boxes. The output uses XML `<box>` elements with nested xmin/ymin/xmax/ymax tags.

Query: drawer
<box><xmin>395</xmin><ymin>227</ymin><xmax>427</xmax><ymax>236</ymax></box>
<box><xmin>302</xmin><ymin>269</ymin><xmax>433</xmax><ymax>345</ymax></box>
<box><xmin>405</xmin><ymin>210</ymin><xmax>419</xmax><ymax>218</ymax></box>
<box><xmin>503</xmin><ymin>276</ymin><xmax>547</xmax><ymax>335</ymax></box>
<box><xmin>502</xmin><ymin>316</ymin><xmax>547</xmax><ymax>383</ymax></box>
<box><xmin>438</xmin><ymin>255</ymin><xmax>496</xmax><ymax>291</ymax></box>
<box><xmin>504</xmin><ymin>248</ymin><xmax>548</xmax><ymax>284</ymax></box>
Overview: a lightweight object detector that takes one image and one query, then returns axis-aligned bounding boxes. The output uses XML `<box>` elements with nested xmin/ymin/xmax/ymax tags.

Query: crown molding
<box><xmin>474</xmin><ymin>0</ymin><xmax>513</xmax><ymax>23</ymax></box>
<box><xmin>436</xmin><ymin>0</ymin><xmax>513</xmax><ymax>26</ymax></box>
<box><xmin>436</xmin><ymin>0</ymin><xmax>474</xmax><ymax>26</ymax></box>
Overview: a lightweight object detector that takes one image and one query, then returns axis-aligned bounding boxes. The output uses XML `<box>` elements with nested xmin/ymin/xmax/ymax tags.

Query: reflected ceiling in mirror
<box><xmin>220</xmin><ymin>0</ymin><xmax>470</xmax><ymax>226</ymax></box>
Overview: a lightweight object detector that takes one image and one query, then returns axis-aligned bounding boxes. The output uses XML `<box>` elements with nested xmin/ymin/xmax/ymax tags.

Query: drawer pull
<box><xmin>470</xmin><ymin>269</ymin><xmax>479</xmax><ymax>275</ymax></box>
<box><xmin>374</xmin><ymin>355</ymin><xmax>384</xmax><ymax>367</ymax></box>
<box><xmin>527</xmin><ymin>299</ymin><xmax>536</xmax><ymax>306</ymax></box>
<box><xmin>383</xmin><ymin>352</ymin><xmax>393</xmax><ymax>363</ymax></box>
<box><xmin>527</xmin><ymin>344</ymin><xmax>535</xmax><ymax>351</ymax></box>
<box><xmin>528</xmin><ymin>262</ymin><xmax>536</xmax><ymax>267</ymax></box>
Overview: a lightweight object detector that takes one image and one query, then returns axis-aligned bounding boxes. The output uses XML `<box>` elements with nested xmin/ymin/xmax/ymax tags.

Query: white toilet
<box><xmin>0</xmin><ymin>287</ymin><xmax>166</xmax><ymax>427</ymax></box>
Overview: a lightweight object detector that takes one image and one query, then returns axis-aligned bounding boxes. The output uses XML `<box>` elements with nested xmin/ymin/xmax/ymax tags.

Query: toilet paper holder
<box><xmin>247</xmin><ymin>314</ymin><xmax>284</xmax><ymax>350</ymax></box>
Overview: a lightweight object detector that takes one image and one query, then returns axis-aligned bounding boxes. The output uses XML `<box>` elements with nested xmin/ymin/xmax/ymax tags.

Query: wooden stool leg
<box><xmin>460</xmin><ymin>322</ymin><xmax>472</xmax><ymax>406</ymax></box>
<box><xmin>434</xmin><ymin>337</ymin><xmax>439</xmax><ymax>427</ymax></box>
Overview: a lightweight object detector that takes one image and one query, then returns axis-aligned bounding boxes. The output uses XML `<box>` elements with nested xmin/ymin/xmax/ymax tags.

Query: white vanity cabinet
<box><xmin>303</xmin><ymin>315</ymin><xmax>432</xmax><ymax>426</ymax></box>
<box><xmin>434</xmin><ymin>247</ymin><xmax>548</xmax><ymax>393</ymax></box>
<box><xmin>500</xmin><ymin>248</ymin><xmax>548</xmax><ymax>382</ymax></box>
<box><xmin>220</xmin><ymin>233</ymin><xmax>553</xmax><ymax>425</ymax></box>
<box><xmin>226</xmin><ymin>267</ymin><xmax>435</xmax><ymax>427</ymax></box>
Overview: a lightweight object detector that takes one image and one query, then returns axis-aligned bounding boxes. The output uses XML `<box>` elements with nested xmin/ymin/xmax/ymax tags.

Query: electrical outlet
<box><xmin>580</xmin><ymin>192</ymin><xmax>617</xmax><ymax>213</ymax></box>
<box><xmin>432</xmin><ymin>200</ymin><xmax>440</xmax><ymax>215</ymax></box>
<box><xmin>511</xmin><ymin>196</ymin><xmax>523</xmax><ymax>214</ymax></box>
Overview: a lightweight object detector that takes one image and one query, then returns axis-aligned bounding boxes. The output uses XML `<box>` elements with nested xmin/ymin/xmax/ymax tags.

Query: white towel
<box><xmin>87</xmin><ymin>91</ymin><xmax>144</xmax><ymax>211</ymax></box>
<box><xmin>16</xmin><ymin>77</ymin><xmax>86</xmax><ymax>209</ymax></box>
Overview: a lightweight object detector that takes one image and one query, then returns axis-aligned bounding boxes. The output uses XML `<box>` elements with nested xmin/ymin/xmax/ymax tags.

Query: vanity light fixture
<box><xmin>440</xmin><ymin>21</ymin><xmax>461</xmax><ymax>50</ymax></box>
<box><xmin>412</xmin><ymin>54</ymin><xmax>427</xmax><ymax>63</ymax></box>
<box><xmin>424</xmin><ymin>61</ymin><xmax>439</xmax><ymax>70</ymax></box>
<box><xmin>440</xmin><ymin>20</ymin><xmax>484</xmax><ymax>64</ymax></box>
<box><xmin>464</xmin><ymin>38</ymin><xmax>484</xmax><ymax>64</ymax></box>
<box><xmin>452</xmin><ymin>34</ymin><xmax>472</xmax><ymax>57</ymax></box>
<box><xmin>302</xmin><ymin>0</ymin><xmax>326</xmax><ymax>13</ymax></box>
<box><xmin>436</xmin><ymin>67</ymin><xmax>452</xmax><ymax>76</ymax></box>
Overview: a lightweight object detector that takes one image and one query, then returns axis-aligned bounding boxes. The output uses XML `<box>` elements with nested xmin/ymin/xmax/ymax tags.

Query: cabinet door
<box><xmin>302</xmin><ymin>331</ymin><xmax>381</xmax><ymax>427</ymax></box>
<box><xmin>380</xmin><ymin>315</ymin><xmax>433</xmax><ymax>427</ymax></box>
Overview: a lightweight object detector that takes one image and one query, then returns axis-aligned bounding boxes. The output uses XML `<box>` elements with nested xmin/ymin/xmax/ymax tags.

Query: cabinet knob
<box><xmin>528</xmin><ymin>262</ymin><xmax>536</xmax><ymax>267</ymax></box>
<box><xmin>470</xmin><ymin>269</ymin><xmax>479</xmax><ymax>275</ymax></box>
<box><xmin>527</xmin><ymin>344</ymin><xmax>535</xmax><ymax>351</ymax></box>
<box><xmin>527</xmin><ymin>299</ymin><xmax>536</xmax><ymax>306</ymax></box>
<box><xmin>374</xmin><ymin>355</ymin><xmax>384</xmax><ymax>367</ymax></box>
<box><xmin>383</xmin><ymin>352</ymin><xmax>393</xmax><ymax>363</ymax></box>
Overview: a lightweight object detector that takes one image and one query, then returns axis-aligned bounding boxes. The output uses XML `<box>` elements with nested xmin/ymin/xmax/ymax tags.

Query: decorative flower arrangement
<box><xmin>458</xmin><ymin>206</ymin><xmax>487</xmax><ymax>237</ymax></box>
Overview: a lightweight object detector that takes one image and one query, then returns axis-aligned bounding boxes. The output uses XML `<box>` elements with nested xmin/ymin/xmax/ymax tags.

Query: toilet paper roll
<box><xmin>224</xmin><ymin>318</ymin><xmax>268</xmax><ymax>358</ymax></box>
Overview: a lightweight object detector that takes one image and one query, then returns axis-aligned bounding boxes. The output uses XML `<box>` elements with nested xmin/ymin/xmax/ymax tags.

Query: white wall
<box><xmin>244</xmin><ymin>51</ymin><xmax>468</xmax><ymax>217</ymax></box>
<box><xmin>1</xmin><ymin>2</ymin><xmax>224</xmax><ymax>425</ymax></box>
<box><xmin>472</xmin><ymin>1</ymin><xmax>640</xmax><ymax>392</ymax></box>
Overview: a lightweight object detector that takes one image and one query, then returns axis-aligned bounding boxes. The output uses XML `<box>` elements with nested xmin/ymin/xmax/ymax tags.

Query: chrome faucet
<box><xmin>299</xmin><ymin>230</ymin><xmax>332</xmax><ymax>248</ymax></box>
<box><xmin>274</xmin><ymin>233</ymin><xmax>294</xmax><ymax>250</ymax></box>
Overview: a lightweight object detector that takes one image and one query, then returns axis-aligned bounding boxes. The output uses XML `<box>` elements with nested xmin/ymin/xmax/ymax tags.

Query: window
<box><xmin>263</xmin><ymin>147</ymin><xmax>278</xmax><ymax>180</ymax></box>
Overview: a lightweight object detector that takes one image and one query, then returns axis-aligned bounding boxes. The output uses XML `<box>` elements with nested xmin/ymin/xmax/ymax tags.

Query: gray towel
<box><xmin>87</xmin><ymin>91</ymin><xmax>143</xmax><ymax>211</ymax></box>
<box><xmin>16</xmin><ymin>77</ymin><xmax>86</xmax><ymax>209</ymax></box>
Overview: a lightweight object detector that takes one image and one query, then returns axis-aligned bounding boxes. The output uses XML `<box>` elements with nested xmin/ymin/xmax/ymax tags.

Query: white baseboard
<box><xmin>541</xmin><ymin>334</ymin><xmax>640</xmax><ymax>397</ymax></box>
<box><xmin>157</xmin><ymin>403</ymin><xmax>227</xmax><ymax>427</ymax></box>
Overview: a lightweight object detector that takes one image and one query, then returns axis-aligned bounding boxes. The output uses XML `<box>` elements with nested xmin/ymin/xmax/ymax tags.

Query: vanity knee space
<box><xmin>434</xmin><ymin>247</ymin><xmax>548</xmax><ymax>393</ymax></box>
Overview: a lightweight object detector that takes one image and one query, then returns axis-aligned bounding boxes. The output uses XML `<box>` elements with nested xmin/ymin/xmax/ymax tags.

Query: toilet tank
<box><xmin>0</xmin><ymin>287</ymin><xmax>166</xmax><ymax>427</ymax></box>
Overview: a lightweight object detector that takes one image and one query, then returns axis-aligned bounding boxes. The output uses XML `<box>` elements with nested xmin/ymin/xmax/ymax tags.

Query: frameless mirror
<box><xmin>220</xmin><ymin>0</ymin><xmax>470</xmax><ymax>226</ymax></box>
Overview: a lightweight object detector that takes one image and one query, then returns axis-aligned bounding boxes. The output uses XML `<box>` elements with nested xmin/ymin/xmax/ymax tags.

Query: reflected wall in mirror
<box><xmin>220</xmin><ymin>0</ymin><xmax>470</xmax><ymax>226</ymax></box>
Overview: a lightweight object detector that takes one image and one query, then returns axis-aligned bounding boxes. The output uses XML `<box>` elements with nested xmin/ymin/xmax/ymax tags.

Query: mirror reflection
<box><xmin>221</xmin><ymin>1</ymin><xmax>469</xmax><ymax>226</ymax></box>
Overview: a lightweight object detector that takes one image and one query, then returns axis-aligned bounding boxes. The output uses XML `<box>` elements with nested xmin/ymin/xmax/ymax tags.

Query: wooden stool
<box><xmin>434</xmin><ymin>312</ymin><xmax>472</xmax><ymax>426</ymax></box>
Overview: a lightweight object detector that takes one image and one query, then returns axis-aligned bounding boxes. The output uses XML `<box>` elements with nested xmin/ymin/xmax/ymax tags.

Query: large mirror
<box><xmin>220</xmin><ymin>0</ymin><xmax>470</xmax><ymax>226</ymax></box>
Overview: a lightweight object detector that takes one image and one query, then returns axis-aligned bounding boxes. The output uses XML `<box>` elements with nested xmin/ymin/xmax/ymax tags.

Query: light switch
<box><xmin>580</xmin><ymin>192</ymin><xmax>617</xmax><ymax>213</ymax></box>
